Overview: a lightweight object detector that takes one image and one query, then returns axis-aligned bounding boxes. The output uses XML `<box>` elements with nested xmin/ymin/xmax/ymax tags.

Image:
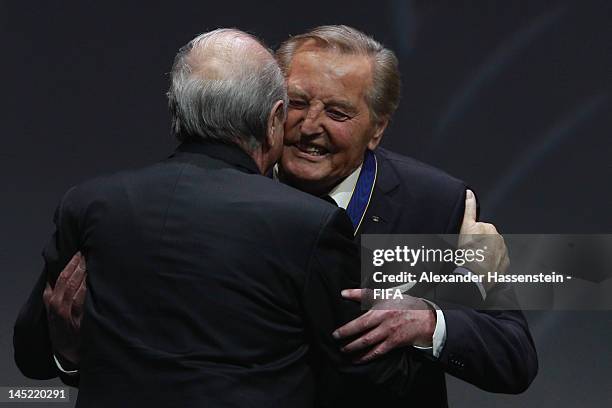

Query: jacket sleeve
<box><xmin>13</xmin><ymin>187</ymin><xmax>82</xmax><ymax>387</ymax></box>
<box><xmin>439</xmin><ymin>187</ymin><xmax>538</xmax><ymax>393</ymax></box>
<box><xmin>437</xmin><ymin>299</ymin><xmax>538</xmax><ymax>393</ymax></box>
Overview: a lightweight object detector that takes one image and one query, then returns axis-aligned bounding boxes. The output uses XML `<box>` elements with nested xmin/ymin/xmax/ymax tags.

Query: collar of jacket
<box><xmin>170</xmin><ymin>139</ymin><xmax>261</xmax><ymax>175</ymax></box>
<box><xmin>372</xmin><ymin>148</ymin><xmax>400</xmax><ymax>194</ymax></box>
<box><xmin>355</xmin><ymin>148</ymin><xmax>402</xmax><ymax>235</ymax></box>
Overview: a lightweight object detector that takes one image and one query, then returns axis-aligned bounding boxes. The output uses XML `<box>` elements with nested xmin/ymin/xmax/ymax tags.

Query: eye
<box><xmin>326</xmin><ymin>109</ymin><xmax>350</xmax><ymax>121</ymax></box>
<box><xmin>289</xmin><ymin>99</ymin><xmax>307</xmax><ymax>109</ymax></box>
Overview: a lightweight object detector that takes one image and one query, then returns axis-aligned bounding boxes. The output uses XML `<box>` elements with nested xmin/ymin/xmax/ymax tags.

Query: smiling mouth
<box><xmin>295</xmin><ymin>142</ymin><xmax>330</xmax><ymax>156</ymax></box>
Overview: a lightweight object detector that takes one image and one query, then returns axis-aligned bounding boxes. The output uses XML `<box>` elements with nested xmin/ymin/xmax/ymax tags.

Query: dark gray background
<box><xmin>1</xmin><ymin>0</ymin><xmax>610</xmax><ymax>406</ymax></box>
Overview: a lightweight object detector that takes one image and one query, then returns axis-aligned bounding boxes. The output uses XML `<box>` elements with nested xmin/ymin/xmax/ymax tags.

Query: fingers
<box><xmin>61</xmin><ymin>255</ymin><xmax>86</xmax><ymax>305</ymax></box>
<box><xmin>341</xmin><ymin>326</ymin><xmax>387</xmax><ymax>353</ymax></box>
<box><xmin>43</xmin><ymin>283</ymin><xmax>53</xmax><ymax>310</ymax></box>
<box><xmin>355</xmin><ymin>341</ymin><xmax>393</xmax><ymax>364</ymax></box>
<box><xmin>332</xmin><ymin>311</ymin><xmax>384</xmax><ymax>340</ymax></box>
<box><xmin>72</xmin><ymin>256</ymin><xmax>87</xmax><ymax>291</ymax></box>
<box><xmin>44</xmin><ymin>252</ymin><xmax>87</xmax><ymax>320</ymax></box>
<box><xmin>53</xmin><ymin>252</ymin><xmax>82</xmax><ymax>299</ymax></box>
<box><xmin>72</xmin><ymin>274</ymin><xmax>88</xmax><ymax>321</ymax></box>
<box><xmin>340</xmin><ymin>288</ymin><xmax>363</xmax><ymax>302</ymax></box>
<box><xmin>500</xmin><ymin>252</ymin><xmax>510</xmax><ymax>274</ymax></box>
<box><xmin>482</xmin><ymin>222</ymin><xmax>498</xmax><ymax>234</ymax></box>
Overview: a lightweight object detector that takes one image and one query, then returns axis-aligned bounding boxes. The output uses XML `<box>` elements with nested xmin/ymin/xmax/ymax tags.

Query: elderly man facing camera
<box><xmin>273</xmin><ymin>25</ymin><xmax>537</xmax><ymax>406</ymax></box>
<box><xmin>14</xmin><ymin>28</ymin><xmax>465</xmax><ymax>408</ymax></box>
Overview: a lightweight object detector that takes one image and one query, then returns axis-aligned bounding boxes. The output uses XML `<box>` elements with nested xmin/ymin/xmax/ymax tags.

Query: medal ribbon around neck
<box><xmin>346</xmin><ymin>149</ymin><xmax>377</xmax><ymax>235</ymax></box>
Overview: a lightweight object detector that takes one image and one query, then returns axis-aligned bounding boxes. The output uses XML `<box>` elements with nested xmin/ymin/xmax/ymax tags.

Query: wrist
<box><xmin>413</xmin><ymin>300</ymin><xmax>436</xmax><ymax>347</ymax></box>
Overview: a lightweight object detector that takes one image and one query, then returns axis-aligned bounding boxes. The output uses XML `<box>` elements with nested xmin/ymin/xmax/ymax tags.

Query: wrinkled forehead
<box><xmin>290</xmin><ymin>36</ymin><xmax>364</xmax><ymax>56</ymax></box>
<box><xmin>288</xmin><ymin>38</ymin><xmax>372</xmax><ymax>67</ymax></box>
<box><xmin>286</xmin><ymin>45</ymin><xmax>374</xmax><ymax>98</ymax></box>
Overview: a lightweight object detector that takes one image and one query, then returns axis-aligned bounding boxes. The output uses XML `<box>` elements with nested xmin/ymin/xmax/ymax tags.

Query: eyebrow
<box><xmin>325</xmin><ymin>99</ymin><xmax>356</xmax><ymax>113</ymax></box>
<box><xmin>287</xmin><ymin>87</ymin><xmax>309</xmax><ymax>99</ymax></box>
<box><xmin>287</xmin><ymin>86</ymin><xmax>357</xmax><ymax>113</ymax></box>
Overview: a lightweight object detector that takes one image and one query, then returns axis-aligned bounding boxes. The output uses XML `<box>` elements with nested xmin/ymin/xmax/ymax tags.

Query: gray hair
<box><xmin>276</xmin><ymin>25</ymin><xmax>400</xmax><ymax>124</ymax></box>
<box><xmin>168</xmin><ymin>28</ymin><xmax>287</xmax><ymax>149</ymax></box>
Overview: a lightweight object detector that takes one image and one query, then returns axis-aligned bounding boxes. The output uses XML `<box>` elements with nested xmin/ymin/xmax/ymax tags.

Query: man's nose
<box><xmin>300</xmin><ymin>104</ymin><xmax>324</xmax><ymax>136</ymax></box>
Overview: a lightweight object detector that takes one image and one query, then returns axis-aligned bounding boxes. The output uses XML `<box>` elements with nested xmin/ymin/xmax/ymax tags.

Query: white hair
<box><xmin>168</xmin><ymin>28</ymin><xmax>287</xmax><ymax>149</ymax></box>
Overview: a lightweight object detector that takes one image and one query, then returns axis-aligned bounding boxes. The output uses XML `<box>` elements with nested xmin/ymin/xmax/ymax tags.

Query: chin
<box><xmin>283</xmin><ymin>160</ymin><xmax>325</xmax><ymax>181</ymax></box>
<box><xmin>288</xmin><ymin>169</ymin><xmax>328</xmax><ymax>184</ymax></box>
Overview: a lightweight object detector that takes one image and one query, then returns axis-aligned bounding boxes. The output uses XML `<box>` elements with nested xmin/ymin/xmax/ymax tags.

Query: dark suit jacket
<box><xmin>355</xmin><ymin>147</ymin><xmax>538</xmax><ymax>407</ymax></box>
<box><xmin>14</xmin><ymin>141</ymin><xmax>419</xmax><ymax>408</ymax></box>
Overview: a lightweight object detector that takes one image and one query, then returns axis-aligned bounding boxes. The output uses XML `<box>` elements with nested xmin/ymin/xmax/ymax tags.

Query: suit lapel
<box><xmin>356</xmin><ymin>149</ymin><xmax>403</xmax><ymax>236</ymax></box>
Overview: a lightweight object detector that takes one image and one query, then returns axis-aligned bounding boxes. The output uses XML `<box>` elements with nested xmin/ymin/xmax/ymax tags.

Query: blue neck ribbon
<box><xmin>346</xmin><ymin>150</ymin><xmax>377</xmax><ymax>233</ymax></box>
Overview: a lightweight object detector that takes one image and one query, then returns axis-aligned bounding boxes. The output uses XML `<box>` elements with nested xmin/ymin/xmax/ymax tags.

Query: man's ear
<box><xmin>265</xmin><ymin>100</ymin><xmax>285</xmax><ymax>150</ymax></box>
<box><xmin>367</xmin><ymin>117</ymin><xmax>389</xmax><ymax>150</ymax></box>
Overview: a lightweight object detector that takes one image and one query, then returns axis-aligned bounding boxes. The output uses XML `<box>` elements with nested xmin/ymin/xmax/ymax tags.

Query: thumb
<box><xmin>461</xmin><ymin>189</ymin><xmax>478</xmax><ymax>233</ymax></box>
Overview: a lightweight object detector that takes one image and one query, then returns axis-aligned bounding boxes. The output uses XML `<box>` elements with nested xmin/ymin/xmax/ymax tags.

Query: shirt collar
<box><xmin>273</xmin><ymin>164</ymin><xmax>363</xmax><ymax>210</ymax></box>
<box><xmin>327</xmin><ymin>165</ymin><xmax>362</xmax><ymax>209</ymax></box>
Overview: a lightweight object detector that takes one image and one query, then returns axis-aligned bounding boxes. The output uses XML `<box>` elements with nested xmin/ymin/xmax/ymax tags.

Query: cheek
<box><xmin>327</xmin><ymin>123</ymin><xmax>358</xmax><ymax>153</ymax></box>
<box><xmin>284</xmin><ymin>111</ymin><xmax>303</xmax><ymax>132</ymax></box>
<box><xmin>329</xmin><ymin>123</ymin><xmax>371</xmax><ymax>165</ymax></box>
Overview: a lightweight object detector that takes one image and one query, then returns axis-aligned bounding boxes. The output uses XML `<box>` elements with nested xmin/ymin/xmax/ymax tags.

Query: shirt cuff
<box><xmin>53</xmin><ymin>354</ymin><xmax>79</xmax><ymax>375</ymax></box>
<box><xmin>413</xmin><ymin>300</ymin><xmax>447</xmax><ymax>358</ymax></box>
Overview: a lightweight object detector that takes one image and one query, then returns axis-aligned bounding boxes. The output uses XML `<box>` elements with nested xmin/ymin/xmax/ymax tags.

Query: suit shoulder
<box><xmin>376</xmin><ymin>148</ymin><xmax>465</xmax><ymax>187</ymax></box>
<box><xmin>57</xmin><ymin>162</ymin><xmax>180</xmax><ymax>208</ymax></box>
<box><xmin>375</xmin><ymin>147</ymin><xmax>466</xmax><ymax>197</ymax></box>
<box><xmin>237</xmin><ymin>174</ymin><xmax>353</xmax><ymax>237</ymax></box>
<box><xmin>259</xmin><ymin>177</ymin><xmax>341</xmax><ymax>220</ymax></box>
<box><xmin>371</xmin><ymin>148</ymin><xmax>469</xmax><ymax>233</ymax></box>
